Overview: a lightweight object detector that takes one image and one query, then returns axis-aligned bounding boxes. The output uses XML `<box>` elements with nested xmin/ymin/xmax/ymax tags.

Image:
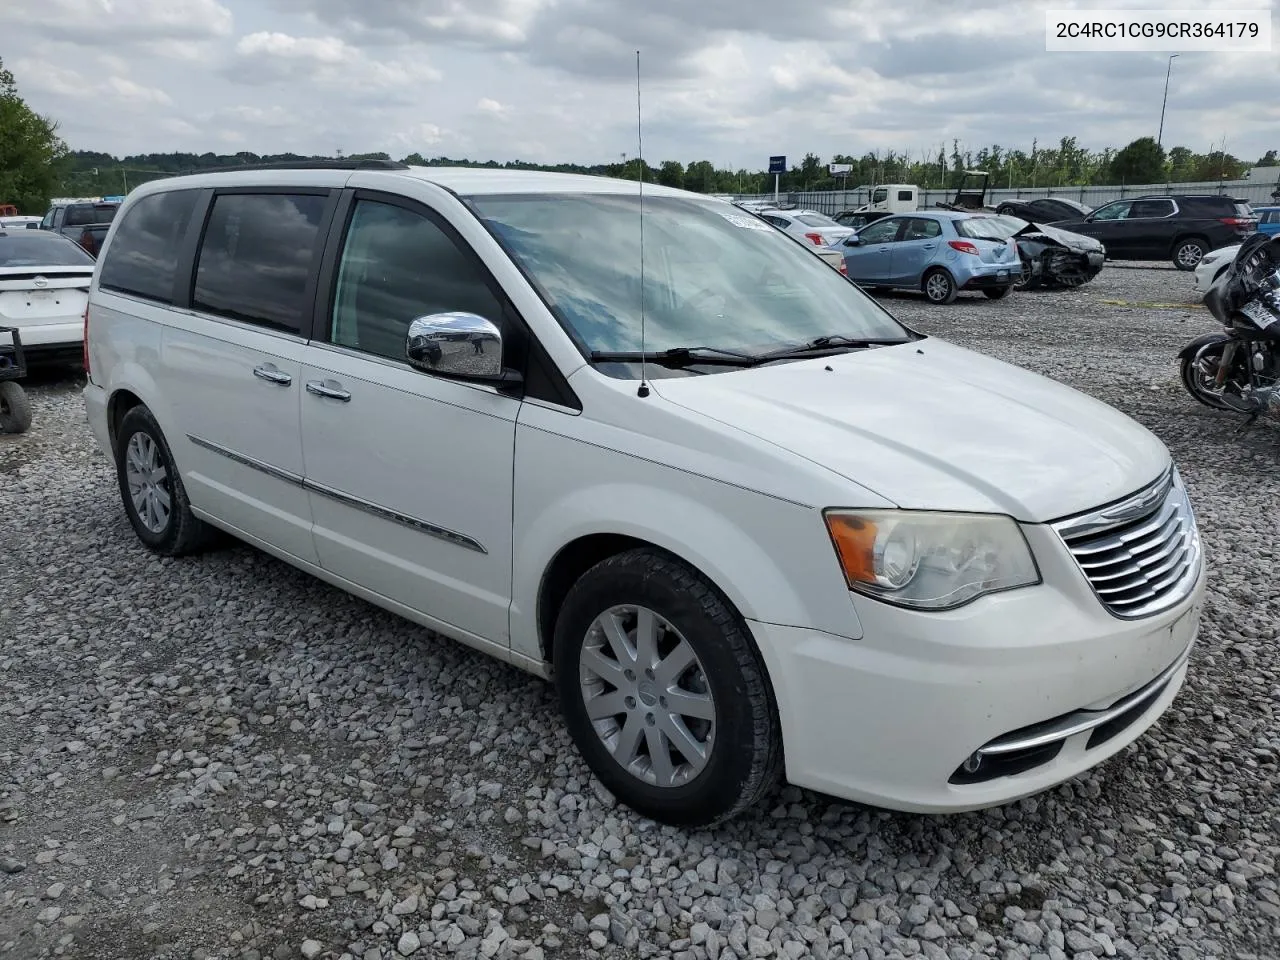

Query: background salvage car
<box><xmin>984</xmin><ymin>215</ymin><xmax>1108</xmax><ymax>289</ymax></box>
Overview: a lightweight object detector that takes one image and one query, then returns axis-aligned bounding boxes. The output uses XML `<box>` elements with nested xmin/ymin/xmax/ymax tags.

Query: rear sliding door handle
<box><xmin>252</xmin><ymin>363</ymin><xmax>292</xmax><ymax>385</ymax></box>
<box><xmin>306</xmin><ymin>380</ymin><xmax>351</xmax><ymax>402</ymax></box>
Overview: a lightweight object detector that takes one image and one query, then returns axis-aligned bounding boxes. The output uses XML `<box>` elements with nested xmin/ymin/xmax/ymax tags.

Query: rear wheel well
<box><xmin>107</xmin><ymin>389</ymin><xmax>144</xmax><ymax>455</ymax></box>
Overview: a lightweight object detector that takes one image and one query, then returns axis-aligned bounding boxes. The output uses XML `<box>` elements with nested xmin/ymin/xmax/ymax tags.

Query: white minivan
<box><xmin>82</xmin><ymin>161</ymin><xmax>1206</xmax><ymax>826</ymax></box>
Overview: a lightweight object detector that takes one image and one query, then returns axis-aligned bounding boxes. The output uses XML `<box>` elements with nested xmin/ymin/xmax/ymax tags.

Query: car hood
<box><xmin>652</xmin><ymin>338</ymin><xmax>1169</xmax><ymax>522</ymax></box>
<box><xmin>1015</xmin><ymin>221</ymin><xmax>1104</xmax><ymax>253</ymax></box>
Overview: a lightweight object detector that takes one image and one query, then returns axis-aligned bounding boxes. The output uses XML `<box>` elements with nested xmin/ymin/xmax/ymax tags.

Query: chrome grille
<box><xmin>1053</xmin><ymin>467</ymin><xmax>1201</xmax><ymax>620</ymax></box>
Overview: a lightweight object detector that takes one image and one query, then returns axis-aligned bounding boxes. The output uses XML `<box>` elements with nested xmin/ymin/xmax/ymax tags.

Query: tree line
<box><xmin>3</xmin><ymin>57</ymin><xmax>1277</xmax><ymax>216</ymax></box>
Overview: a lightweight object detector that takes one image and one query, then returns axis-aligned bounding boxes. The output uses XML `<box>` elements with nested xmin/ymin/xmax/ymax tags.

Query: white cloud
<box><xmin>105</xmin><ymin>76</ymin><xmax>173</xmax><ymax>105</ymax></box>
<box><xmin>0</xmin><ymin>0</ymin><xmax>1274</xmax><ymax>170</ymax></box>
<box><xmin>230</xmin><ymin>30</ymin><xmax>443</xmax><ymax>94</ymax></box>
<box><xmin>236</xmin><ymin>31</ymin><xmax>350</xmax><ymax>63</ymax></box>
<box><xmin>0</xmin><ymin>0</ymin><xmax>233</xmax><ymax>42</ymax></box>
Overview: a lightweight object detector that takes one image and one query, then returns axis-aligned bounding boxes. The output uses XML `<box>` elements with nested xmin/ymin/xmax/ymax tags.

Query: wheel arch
<box><xmin>1176</xmin><ymin>331</ymin><xmax>1230</xmax><ymax>361</ymax></box>
<box><xmin>518</xmin><ymin>484</ymin><xmax>859</xmax><ymax>671</ymax></box>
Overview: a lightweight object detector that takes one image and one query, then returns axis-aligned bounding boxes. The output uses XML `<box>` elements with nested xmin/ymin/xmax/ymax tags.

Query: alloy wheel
<box><xmin>925</xmin><ymin>273</ymin><xmax>952</xmax><ymax>302</ymax></box>
<box><xmin>125</xmin><ymin>431</ymin><xmax>171</xmax><ymax>534</ymax></box>
<box><xmin>578</xmin><ymin>604</ymin><xmax>716</xmax><ymax>789</ymax></box>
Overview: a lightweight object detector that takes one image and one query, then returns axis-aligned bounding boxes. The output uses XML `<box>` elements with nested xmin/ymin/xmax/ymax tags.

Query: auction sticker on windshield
<box><xmin>1045</xmin><ymin>9</ymin><xmax>1271</xmax><ymax>51</ymax></box>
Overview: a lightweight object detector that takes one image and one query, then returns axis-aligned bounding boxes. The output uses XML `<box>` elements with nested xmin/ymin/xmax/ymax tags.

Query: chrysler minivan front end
<box><xmin>749</xmin><ymin>466</ymin><xmax>1204</xmax><ymax>812</ymax></box>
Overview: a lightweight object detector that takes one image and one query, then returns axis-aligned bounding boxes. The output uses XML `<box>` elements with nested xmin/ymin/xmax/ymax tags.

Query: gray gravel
<box><xmin>3</xmin><ymin>264</ymin><xmax>1280</xmax><ymax>960</ymax></box>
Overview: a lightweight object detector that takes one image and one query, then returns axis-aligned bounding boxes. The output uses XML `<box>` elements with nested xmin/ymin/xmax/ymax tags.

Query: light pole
<box><xmin>1157</xmin><ymin>54</ymin><xmax>1178</xmax><ymax>150</ymax></box>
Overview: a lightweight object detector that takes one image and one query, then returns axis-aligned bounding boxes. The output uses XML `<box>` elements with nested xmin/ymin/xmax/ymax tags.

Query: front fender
<box><xmin>1177</xmin><ymin>332</ymin><xmax>1229</xmax><ymax>361</ymax></box>
<box><xmin>510</xmin><ymin>478</ymin><xmax>864</xmax><ymax>664</ymax></box>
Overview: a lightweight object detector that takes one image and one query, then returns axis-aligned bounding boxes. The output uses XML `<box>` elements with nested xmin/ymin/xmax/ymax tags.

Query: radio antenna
<box><xmin>635</xmin><ymin>49</ymin><xmax>650</xmax><ymax>399</ymax></box>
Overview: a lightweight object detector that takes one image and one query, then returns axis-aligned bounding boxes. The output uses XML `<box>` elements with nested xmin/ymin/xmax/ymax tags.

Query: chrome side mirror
<box><xmin>405</xmin><ymin>312</ymin><xmax>504</xmax><ymax>381</ymax></box>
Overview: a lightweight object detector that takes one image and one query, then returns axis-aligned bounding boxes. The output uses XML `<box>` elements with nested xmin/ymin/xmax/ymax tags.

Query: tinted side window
<box><xmin>98</xmin><ymin>190</ymin><xmax>200</xmax><ymax>303</ymax></box>
<box><xmin>329</xmin><ymin>199</ymin><xmax>502</xmax><ymax>362</ymax></box>
<box><xmin>193</xmin><ymin>193</ymin><xmax>328</xmax><ymax>335</ymax></box>
<box><xmin>897</xmin><ymin>190</ymin><xmax>913</xmax><ymax>202</ymax></box>
<box><xmin>1130</xmin><ymin>199</ymin><xmax>1175</xmax><ymax>218</ymax></box>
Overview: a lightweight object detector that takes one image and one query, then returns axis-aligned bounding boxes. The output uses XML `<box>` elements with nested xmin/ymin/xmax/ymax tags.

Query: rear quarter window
<box><xmin>98</xmin><ymin>190</ymin><xmax>201</xmax><ymax>303</ymax></box>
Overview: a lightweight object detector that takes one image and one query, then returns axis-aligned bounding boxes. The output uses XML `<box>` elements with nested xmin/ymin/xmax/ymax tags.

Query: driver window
<box><xmin>859</xmin><ymin>218</ymin><xmax>900</xmax><ymax>243</ymax></box>
<box><xmin>330</xmin><ymin>199</ymin><xmax>503</xmax><ymax>363</ymax></box>
<box><xmin>1091</xmin><ymin>201</ymin><xmax>1131</xmax><ymax>221</ymax></box>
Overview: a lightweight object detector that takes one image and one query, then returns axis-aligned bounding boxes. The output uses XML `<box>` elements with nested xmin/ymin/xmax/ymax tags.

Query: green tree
<box><xmin>656</xmin><ymin>160</ymin><xmax>684</xmax><ymax>189</ymax></box>
<box><xmin>1255</xmin><ymin>149</ymin><xmax>1277</xmax><ymax>167</ymax></box>
<box><xmin>1109</xmin><ymin>137</ymin><xmax>1165</xmax><ymax>185</ymax></box>
<box><xmin>1192</xmin><ymin>151</ymin><xmax>1244</xmax><ymax>182</ymax></box>
<box><xmin>0</xmin><ymin>57</ymin><xmax>67</xmax><ymax>214</ymax></box>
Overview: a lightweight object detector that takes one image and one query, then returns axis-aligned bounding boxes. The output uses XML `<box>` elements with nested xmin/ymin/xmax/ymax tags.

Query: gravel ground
<box><xmin>2</xmin><ymin>264</ymin><xmax>1279</xmax><ymax>960</ymax></box>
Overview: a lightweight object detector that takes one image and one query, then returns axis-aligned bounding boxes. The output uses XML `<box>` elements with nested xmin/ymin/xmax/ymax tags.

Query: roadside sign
<box><xmin>768</xmin><ymin>156</ymin><xmax>787</xmax><ymax>175</ymax></box>
<box><xmin>829</xmin><ymin>163</ymin><xmax>852</xmax><ymax>175</ymax></box>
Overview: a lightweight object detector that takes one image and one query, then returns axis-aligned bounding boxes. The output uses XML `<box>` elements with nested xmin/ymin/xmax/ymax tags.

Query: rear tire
<box><xmin>983</xmin><ymin>285</ymin><xmax>1013</xmax><ymax>300</ymax></box>
<box><xmin>115</xmin><ymin>405</ymin><xmax>217</xmax><ymax>556</ymax></box>
<box><xmin>553</xmin><ymin>548</ymin><xmax>783</xmax><ymax>826</ymax></box>
<box><xmin>1172</xmin><ymin>237</ymin><xmax>1208</xmax><ymax>271</ymax></box>
<box><xmin>922</xmin><ymin>268</ymin><xmax>957</xmax><ymax>304</ymax></box>
<box><xmin>0</xmin><ymin>381</ymin><xmax>32</xmax><ymax>434</ymax></box>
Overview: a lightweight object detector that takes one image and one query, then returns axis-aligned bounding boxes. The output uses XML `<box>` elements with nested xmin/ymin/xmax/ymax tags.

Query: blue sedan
<box><xmin>833</xmin><ymin>211</ymin><xmax>1021</xmax><ymax>304</ymax></box>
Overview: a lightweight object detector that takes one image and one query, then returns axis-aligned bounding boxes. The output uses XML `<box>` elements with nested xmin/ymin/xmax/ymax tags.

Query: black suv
<box><xmin>1047</xmin><ymin>195</ymin><xmax>1257</xmax><ymax>270</ymax></box>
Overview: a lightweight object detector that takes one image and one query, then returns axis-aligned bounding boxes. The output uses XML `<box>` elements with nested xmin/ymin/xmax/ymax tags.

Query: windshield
<box><xmin>467</xmin><ymin>193</ymin><xmax>910</xmax><ymax>360</ymax></box>
<box><xmin>954</xmin><ymin>216</ymin><xmax>1018</xmax><ymax>241</ymax></box>
<box><xmin>795</xmin><ymin>213</ymin><xmax>838</xmax><ymax>227</ymax></box>
<box><xmin>0</xmin><ymin>234</ymin><xmax>95</xmax><ymax>267</ymax></box>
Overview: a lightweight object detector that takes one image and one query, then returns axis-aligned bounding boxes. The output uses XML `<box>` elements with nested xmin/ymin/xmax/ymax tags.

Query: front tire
<box><xmin>922</xmin><ymin>268</ymin><xmax>958</xmax><ymax>304</ymax></box>
<box><xmin>1172</xmin><ymin>237</ymin><xmax>1208</xmax><ymax>271</ymax></box>
<box><xmin>0</xmin><ymin>381</ymin><xmax>32</xmax><ymax>434</ymax></box>
<box><xmin>553</xmin><ymin>548</ymin><xmax>782</xmax><ymax>826</ymax></box>
<box><xmin>1179</xmin><ymin>341</ymin><xmax>1239</xmax><ymax>411</ymax></box>
<box><xmin>115</xmin><ymin>405</ymin><xmax>216</xmax><ymax>556</ymax></box>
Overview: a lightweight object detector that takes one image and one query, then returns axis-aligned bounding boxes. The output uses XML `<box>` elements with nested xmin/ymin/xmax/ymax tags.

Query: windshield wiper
<box><xmin>589</xmin><ymin>346</ymin><xmax>761</xmax><ymax>368</ymax></box>
<box><xmin>753</xmin><ymin>335</ymin><xmax>911</xmax><ymax>362</ymax></box>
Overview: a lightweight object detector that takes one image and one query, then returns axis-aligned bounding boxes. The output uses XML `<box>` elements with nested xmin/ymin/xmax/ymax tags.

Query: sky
<box><xmin>2</xmin><ymin>0</ymin><xmax>1278</xmax><ymax>171</ymax></box>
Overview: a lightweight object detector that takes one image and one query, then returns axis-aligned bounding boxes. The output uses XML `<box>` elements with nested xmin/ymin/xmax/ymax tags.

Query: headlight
<box><xmin>823</xmin><ymin>510</ymin><xmax>1041</xmax><ymax>610</ymax></box>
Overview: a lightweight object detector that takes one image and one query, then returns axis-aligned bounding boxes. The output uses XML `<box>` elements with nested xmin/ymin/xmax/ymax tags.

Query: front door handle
<box><xmin>306</xmin><ymin>380</ymin><xmax>351</xmax><ymax>402</ymax></box>
<box><xmin>253</xmin><ymin>363</ymin><xmax>292</xmax><ymax>385</ymax></box>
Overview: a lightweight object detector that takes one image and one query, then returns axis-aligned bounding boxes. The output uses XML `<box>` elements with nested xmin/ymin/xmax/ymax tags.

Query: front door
<box><xmin>841</xmin><ymin>216</ymin><xmax>902</xmax><ymax>284</ymax></box>
<box><xmin>299</xmin><ymin>191</ymin><xmax>520</xmax><ymax>646</ymax></box>
<box><xmin>1074</xmin><ymin>200</ymin><xmax>1132</xmax><ymax>255</ymax></box>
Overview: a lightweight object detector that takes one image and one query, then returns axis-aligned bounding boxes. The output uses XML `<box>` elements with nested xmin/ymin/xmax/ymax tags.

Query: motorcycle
<box><xmin>1177</xmin><ymin>232</ymin><xmax>1280</xmax><ymax>428</ymax></box>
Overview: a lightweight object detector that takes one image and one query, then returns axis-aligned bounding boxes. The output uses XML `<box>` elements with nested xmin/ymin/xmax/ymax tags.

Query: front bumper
<box><xmin>749</xmin><ymin>522</ymin><xmax>1206</xmax><ymax>813</ymax></box>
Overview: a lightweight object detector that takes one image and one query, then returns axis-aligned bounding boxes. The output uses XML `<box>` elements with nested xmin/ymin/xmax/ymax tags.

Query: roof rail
<box><xmin>199</xmin><ymin>159</ymin><xmax>411</xmax><ymax>173</ymax></box>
